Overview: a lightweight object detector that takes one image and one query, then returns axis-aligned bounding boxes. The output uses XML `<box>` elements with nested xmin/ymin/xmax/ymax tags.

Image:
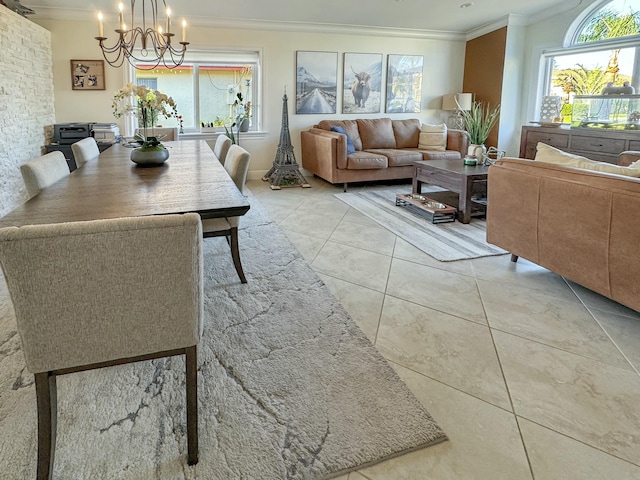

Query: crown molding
<box><xmin>30</xmin><ymin>6</ymin><xmax>467</xmax><ymax>42</ymax></box>
<box><xmin>465</xmin><ymin>14</ymin><xmax>525</xmax><ymax>40</ymax></box>
<box><xmin>464</xmin><ymin>0</ymin><xmax>588</xmax><ymax>41</ymax></box>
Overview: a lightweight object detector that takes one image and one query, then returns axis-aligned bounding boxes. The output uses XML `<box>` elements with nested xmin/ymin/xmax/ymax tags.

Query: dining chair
<box><xmin>71</xmin><ymin>137</ymin><xmax>100</xmax><ymax>167</ymax></box>
<box><xmin>202</xmin><ymin>144</ymin><xmax>250</xmax><ymax>283</ymax></box>
<box><xmin>212</xmin><ymin>135</ymin><xmax>232</xmax><ymax>165</ymax></box>
<box><xmin>0</xmin><ymin>213</ymin><xmax>203</xmax><ymax>479</ymax></box>
<box><xmin>20</xmin><ymin>151</ymin><xmax>70</xmax><ymax>199</ymax></box>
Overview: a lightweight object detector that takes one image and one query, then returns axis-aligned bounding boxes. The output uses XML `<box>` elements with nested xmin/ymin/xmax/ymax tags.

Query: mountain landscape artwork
<box><xmin>296</xmin><ymin>51</ymin><xmax>338</xmax><ymax>114</ymax></box>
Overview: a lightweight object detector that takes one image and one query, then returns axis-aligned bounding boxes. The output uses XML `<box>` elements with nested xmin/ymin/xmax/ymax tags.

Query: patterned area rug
<box><xmin>335</xmin><ymin>186</ymin><xmax>508</xmax><ymax>262</ymax></box>
<box><xmin>0</xmin><ymin>195</ymin><xmax>446</xmax><ymax>479</ymax></box>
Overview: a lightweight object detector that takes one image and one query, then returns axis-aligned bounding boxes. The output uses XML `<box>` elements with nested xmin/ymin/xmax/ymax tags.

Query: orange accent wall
<box><xmin>463</xmin><ymin>27</ymin><xmax>506</xmax><ymax>149</ymax></box>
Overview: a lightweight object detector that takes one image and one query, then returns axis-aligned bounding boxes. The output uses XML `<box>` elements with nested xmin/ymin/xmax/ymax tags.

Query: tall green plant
<box><xmin>458</xmin><ymin>101</ymin><xmax>500</xmax><ymax>145</ymax></box>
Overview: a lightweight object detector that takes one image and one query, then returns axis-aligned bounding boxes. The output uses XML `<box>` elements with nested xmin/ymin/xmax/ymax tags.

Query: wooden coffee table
<box><xmin>412</xmin><ymin>159</ymin><xmax>490</xmax><ymax>224</ymax></box>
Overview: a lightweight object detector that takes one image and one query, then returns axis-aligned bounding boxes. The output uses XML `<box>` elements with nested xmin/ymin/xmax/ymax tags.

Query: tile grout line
<box><xmin>373</xmin><ymin>234</ymin><xmax>398</xmax><ymax>346</ymax></box>
<box><xmin>563</xmin><ymin>277</ymin><xmax>640</xmax><ymax>377</ymax></box>
<box><xmin>472</xmin><ymin>261</ymin><xmax>537</xmax><ymax>480</ymax></box>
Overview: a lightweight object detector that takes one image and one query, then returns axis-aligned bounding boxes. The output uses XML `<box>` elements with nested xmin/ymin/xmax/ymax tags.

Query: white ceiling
<box><xmin>22</xmin><ymin>0</ymin><xmax>579</xmax><ymax>35</ymax></box>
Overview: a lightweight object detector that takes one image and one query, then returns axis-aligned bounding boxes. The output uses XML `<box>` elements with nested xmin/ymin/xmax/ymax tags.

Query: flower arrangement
<box><xmin>221</xmin><ymin>92</ymin><xmax>251</xmax><ymax>145</ymax></box>
<box><xmin>234</xmin><ymin>92</ymin><xmax>251</xmax><ymax>120</ymax></box>
<box><xmin>112</xmin><ymin>83</ymin><xmax>178</xmax><ymax>150</ymax></box>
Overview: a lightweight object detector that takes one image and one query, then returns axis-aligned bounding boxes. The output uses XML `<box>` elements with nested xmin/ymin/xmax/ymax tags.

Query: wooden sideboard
<box><xmin>519</xmin><ymin>125</ymin><xmax>640</xmax><ymax>164</ymax></box>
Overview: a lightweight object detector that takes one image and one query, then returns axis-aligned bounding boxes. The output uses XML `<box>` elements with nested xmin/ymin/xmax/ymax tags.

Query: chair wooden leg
<box><xmin>35</xmin><ymin>372</ymin><xmax>57</xmax><ymax>480</ymax></box>
<box><xmin>229</xmin><ymin>227</ymin><xmax>247</xmax><ymax>283</ymax></box>
<box><xmin>510</xmin><ymin>254</ymin><xmax>519</xmax><ymax>262</ymax></box>
<box><xmin>185</xmin><ymin>345</ymin><xmax>199</xmax><ymax>466</ymax></box>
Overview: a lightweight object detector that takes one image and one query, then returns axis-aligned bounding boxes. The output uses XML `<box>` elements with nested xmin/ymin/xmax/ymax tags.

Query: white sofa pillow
<box><xmin>418</xmin><ymin>123</ymin><xmax>447</xmax><ymax>151</ymax></box>
<box><xmin>535</xmin><ymin>143</ymin><xmax>640</xmax><ymax>178</ymax></box>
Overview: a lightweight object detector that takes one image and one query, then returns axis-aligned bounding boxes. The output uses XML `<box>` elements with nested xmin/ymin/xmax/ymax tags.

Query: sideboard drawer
<box><xmin>520</xmin><ymin>126</ymin><xmax>640</xmax><ymax>162</ymax></box>
<box><xmin>571</xmin><ymin>135</ymin><xmax>625</xmax><ymax>155</ymax></box>
<box><xmin>526</xmin><ymin>132</ymin><xmax>569</xmax><ymax>149</ymax></box>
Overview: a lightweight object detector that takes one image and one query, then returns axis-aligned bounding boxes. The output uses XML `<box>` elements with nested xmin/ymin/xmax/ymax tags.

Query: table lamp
<box><xmin>442</xmin><ymin>93</ymin><xmax>473</xmax><ymax>130</ymax></box>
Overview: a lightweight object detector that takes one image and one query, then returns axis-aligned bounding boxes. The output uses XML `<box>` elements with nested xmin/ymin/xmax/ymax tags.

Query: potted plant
<box><xmin>233</xmin><ymin>92</ymin><xmax>251</xmax><ymax>132</ymax></box>
<box><xmin>222</xmin><ymin>93</ymin><xmax>252</xmax><ymax>145</ymax></box>
<box><xmin>458</xmin><ymin>100</ymin><xmax>500</xmax><ymax>164</ymax></box>
<box><xmin>112</xmin><ymin>83</ymin><xmax>179</xmax><ymax>165</ymax></box>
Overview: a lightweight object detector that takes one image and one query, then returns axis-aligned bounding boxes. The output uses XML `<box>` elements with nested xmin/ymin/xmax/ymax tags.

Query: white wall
<box><xmin>0</xmin><ymin>7</ymin><xmax>55</xmax><ymax>217</ymax></box>
<box><xmin>499</xmin><ymin>22</ymin><xmax>526</xmax><ymax>156</ymax></box>
<box><xmin>33</xmin><ymin>18</ymin><xmax>466</xmax><ymax>178</ymax></box>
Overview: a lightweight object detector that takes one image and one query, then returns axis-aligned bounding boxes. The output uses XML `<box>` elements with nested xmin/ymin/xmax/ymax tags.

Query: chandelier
<box><xmin>95</xmin><ymin>1</ymin><xmax>189</xmax><ymax>70</ymax></box>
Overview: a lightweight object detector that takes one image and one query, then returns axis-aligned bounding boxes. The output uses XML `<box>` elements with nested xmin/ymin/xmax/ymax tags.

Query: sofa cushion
<box><xmin>418</xmin><ymin>123</ymin><xmax>447</xmax><ymax>151</ymax></box>
<box><xmin>330</xmin><ymin>126</ymin><xmax>356</xmax><ymax>154</ymax></box>
<box><xmin>366</xmin><ymin>148</ymin><xmax>423</xmax><ymax>166</ymax></box>
<box><xmin>535</xmin><ymin>143</ymin><xmax>640</xmax><ymax>177</ymax></box>
<box><xmin>419</xmin><ymin>150</ymin><xmax>463</xmax><ymax>161</ymax></box>
<box><xmin>357</xmin><ymin>118</ymin><xmax>396</xmax><ymax>150</ymax></box>
<box><xmin>392</xmin><ymin>119</ymin><xmax>420</xmax><ymax>148</ymax></box>
<box><xmin>318</xmin><ymin>120</ymin><xmax>362</xmax><ymax>150</ymax></box>
<box><xmin>345</xmin><ymin>151</ymin><xmax>388</xmax><ymax>170</ymax></box>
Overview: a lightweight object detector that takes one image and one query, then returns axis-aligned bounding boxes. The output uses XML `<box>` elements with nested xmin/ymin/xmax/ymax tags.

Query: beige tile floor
<box><xmin>247</xmin><ymin>176</ymin><xmax>640</xmax><ymax>480</ymax></box>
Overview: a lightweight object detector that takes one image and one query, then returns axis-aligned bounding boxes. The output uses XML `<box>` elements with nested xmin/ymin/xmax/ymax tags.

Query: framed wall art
<box><xmin>70</xmin><ymin>60</ymin><xmax>105</xmax><ymax>91</ymax></box>
<box><xmin>385</xmin><ymin>54</ymin><xmax>424</xmax><ymax>113</ymax></box>
<box><xmin>342</xmin><ymin>52</ymin><xmax>382</xmax><ymax>114</ymax></box>
<box><xmin>295</xmin><ymin>51</ymin><xmax>338</xmax><ymax>114</ymax></box>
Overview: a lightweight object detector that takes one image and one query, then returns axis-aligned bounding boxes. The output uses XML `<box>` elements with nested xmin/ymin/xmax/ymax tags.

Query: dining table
<box><xmin>0</xmin><ymin>140</ymin><xmax>250</xmax><ymax>228</ymax></box>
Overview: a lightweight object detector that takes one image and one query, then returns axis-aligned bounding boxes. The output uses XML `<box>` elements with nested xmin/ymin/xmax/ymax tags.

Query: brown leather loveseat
<box><xmin>301</xmin><ymin>118</ymin><xmax>469</xmax><ymax>191</ymax></box>
<box><xmin>486</xmin><ymin>157</ymin><xmax>640</xmax><ymax>313</ymax></box>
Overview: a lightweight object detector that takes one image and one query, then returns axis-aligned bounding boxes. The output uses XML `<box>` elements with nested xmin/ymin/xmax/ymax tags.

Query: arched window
<box><xmin>540</xmin><ymin>0</ymin><xmax>640</xmax><ymax>123</ymax></box>
<box><xmin>573</xmin><ymin>0</ymin><xmax>640</xmax><ymax>45</ymax></box>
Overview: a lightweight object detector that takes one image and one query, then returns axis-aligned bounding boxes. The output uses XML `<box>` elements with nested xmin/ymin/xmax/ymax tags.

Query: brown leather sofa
<box><xmin>486</xmin><ymin>157</ymin><xmax>640</xmax><ymax>313</ymax></box>
<box><xmin>301</xmin><ymin>118</ymin><xmax>469</xmax><ymax>191</ymax></box>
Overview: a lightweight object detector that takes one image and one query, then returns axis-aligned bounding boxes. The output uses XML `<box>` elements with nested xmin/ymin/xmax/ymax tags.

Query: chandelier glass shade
<box><xmin>95</xmin><ymin>0</ymin><xmax>189</xmax><ymax>70</ymax></box>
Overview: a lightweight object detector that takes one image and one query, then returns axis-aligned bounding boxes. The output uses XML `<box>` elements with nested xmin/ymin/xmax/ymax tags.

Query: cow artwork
<box><xmin>342</xmin><ymin>52</ymin><xmax>382</xmax><ymax>114</ymax></box>
<box><xmin>351</xmin><ymin>66</ymin><xmax>371</xmax><ymax>108</ymax></box>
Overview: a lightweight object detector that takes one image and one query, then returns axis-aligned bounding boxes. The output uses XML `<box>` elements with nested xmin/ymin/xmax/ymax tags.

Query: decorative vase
<box><xmin>130</xmin><ymin>147</ymin><xmax>170</xmax><ymax>166</ymax></box>
<box><xmin>239</xmin><ymin>118</ymin><xmax>250</xmax><ymax>132</ymax></box>
<box><xmin>468</xmin><ymin>144</ymin><xmax>487</xmax><ymax>163</ymax></box>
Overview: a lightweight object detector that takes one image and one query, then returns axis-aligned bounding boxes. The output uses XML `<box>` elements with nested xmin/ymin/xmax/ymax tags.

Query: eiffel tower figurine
<box><xmin>262</xmin><ymin>87</ymin><xmax>311</xmax><ymax>189</ymax></box>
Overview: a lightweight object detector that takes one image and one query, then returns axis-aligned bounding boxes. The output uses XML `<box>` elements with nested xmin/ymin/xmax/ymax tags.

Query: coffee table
<box><xmin>412</xmin><ymin>159</ymin><xmax>490</xmax><ymax>224</ymax></box>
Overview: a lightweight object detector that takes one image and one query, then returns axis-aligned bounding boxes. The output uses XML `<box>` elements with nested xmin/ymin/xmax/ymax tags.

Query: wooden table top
<box><xmin>0</xmin><ymin>140</ymin><xmax>250</xmax><ymax>228</ymax></box>
<box><xmin>415</xmin><ymin>159</ymin><xmax>491</xmax><ymax>177</ymax></box>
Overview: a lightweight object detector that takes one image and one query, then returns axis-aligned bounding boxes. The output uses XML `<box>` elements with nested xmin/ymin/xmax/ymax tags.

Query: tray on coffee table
<box><xmin>395</xmin><ymin>193</ymin><xmax>457</xmax><ymax>224</ymax></box>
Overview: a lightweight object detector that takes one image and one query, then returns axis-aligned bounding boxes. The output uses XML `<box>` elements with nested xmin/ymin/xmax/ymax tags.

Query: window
<box><xmin>541</xmin><ymin>0</ymin><xmax>640</xmax><ymax>120</ymax></box>
<box><xmin>136</xmin><ymin>77</ymin><xmax>158</xmax><ymax>90</ymax></box>
<box><xmin>131</xmin><ymin>49</ymin><xmax>260</xmax><ymax>133</ymax></box>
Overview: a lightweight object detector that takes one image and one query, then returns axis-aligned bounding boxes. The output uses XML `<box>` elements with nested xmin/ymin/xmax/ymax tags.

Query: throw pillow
<box><xmin>535</xmin><ymin>142</ymin><xmax>640</xmax><ymax>178</ymax></box>
<box><xmin>418</xmin><ymin>123</ymin><xmax>447</xmax><ymax>151</ymax></box>
<box><xmin>330</xmin><ymin>126</ymin><xmax>356</xmax><ymax>155</ymax></box>
<box><xmin>392</xmin><ymin>119</ymin><xmax>420</xmax><ymax>148</ymax></box>
<box><xmin>629</xmin><ymin>159</ymin><xmax>640</xmax><ymax>170</ymax></box>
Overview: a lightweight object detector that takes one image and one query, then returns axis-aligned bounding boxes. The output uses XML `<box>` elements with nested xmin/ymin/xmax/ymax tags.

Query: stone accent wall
<box><xmin>0</xmin><ymin>7</ymin><xmax>55</xmax><ymax>217</ymax></box>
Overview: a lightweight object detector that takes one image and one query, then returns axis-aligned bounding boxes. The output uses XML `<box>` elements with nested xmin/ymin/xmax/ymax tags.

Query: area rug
<box><xmin>0</xmin><ymin>194</ymin><xmax>446</xmax><ymax>479</ymax></box>
<box><xmin>335</xmin><ymin>186</ymin><xmax>508</xmax><ymax>262</ymax></box>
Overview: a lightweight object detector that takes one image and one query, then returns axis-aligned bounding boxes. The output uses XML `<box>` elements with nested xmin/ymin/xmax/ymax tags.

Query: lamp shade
<box><xmin>442</xmin><ymin>93</ymin><xmax>473</xmax><ymax>111</ymax></box>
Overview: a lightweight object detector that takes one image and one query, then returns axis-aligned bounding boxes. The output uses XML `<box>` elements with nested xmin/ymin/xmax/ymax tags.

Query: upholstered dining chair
<box><xmin>212</xmin><ymin>135</ymin><xmax>232</xmax><ymax>165</ymax></box>
<box><xmin>0</xmin><ymin>213</ymin><xmax>203</xmax><ymax>479</ymax></box>
<box><xmin>71</xmin><ymin>137</ymin><xmax>100</xmax><ymax>168</ymax></box>
<box><xmin>20</xmin><ymin>151</ymin><xmax>70</xmax><ymax>199</ymax></box>
<box><xmin>202</xmin><ymin>144</ymin><xmax>250</xmax><ymax>283</ymax></box>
